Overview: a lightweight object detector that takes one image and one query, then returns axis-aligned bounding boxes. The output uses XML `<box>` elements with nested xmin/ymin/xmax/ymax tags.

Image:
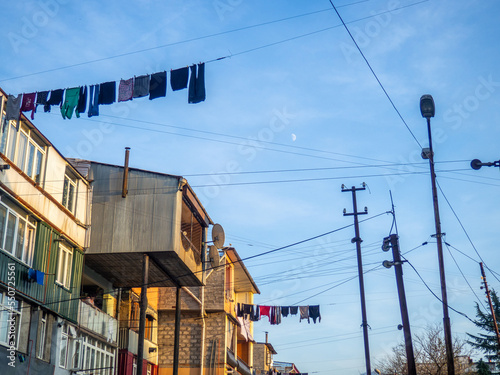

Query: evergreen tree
<box><xmin>476</xmin><ymin>358</ymin><xmax>492</xmax><ymax>375</ymax></box>
<box><xmin>467</xmin><ymin>289</ymin><xmax>500</xmax><ymax>363</ymax></box>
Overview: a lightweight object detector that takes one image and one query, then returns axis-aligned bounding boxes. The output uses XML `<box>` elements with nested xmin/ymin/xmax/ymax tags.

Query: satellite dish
<box><xmin>209</xmin><ymin>245</ymin><xmax>220</xmax><ymax>268</ymax></box>
<box><xmin>211</xmin><ymin>224</ymin><xmax>225</xmax><ymax>249</ymax></box>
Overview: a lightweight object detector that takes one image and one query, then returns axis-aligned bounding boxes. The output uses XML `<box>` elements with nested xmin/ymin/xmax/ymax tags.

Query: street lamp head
<box><xmin>420</xmin><ymin>94</ymin><xmax>435</xmax><ymax>119</ymax></box>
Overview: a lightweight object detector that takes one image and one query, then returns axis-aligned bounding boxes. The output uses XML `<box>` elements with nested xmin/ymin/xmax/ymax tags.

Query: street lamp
<box><xmin>420</xmin><ymin>94</ymin><xmax>455</xmax><ymax>375</ymax></box>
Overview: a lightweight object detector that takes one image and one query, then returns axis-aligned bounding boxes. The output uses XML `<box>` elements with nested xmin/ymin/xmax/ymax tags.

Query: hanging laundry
<box><xmin>242</xmin><ymin>303</ymin><xmax>252</xmax><ymax>317</ymax></box>
<box><xmin>133</xmin><ymin>75</ymin><xmax>150</xmax><ymax>98</ymax></box>
<box><xmin>6</xmin><ymin>94</ymin><xmax>22</xmax><ymax>122</ymax></box>
<box><xmin>35</xmin><ymin>90</ymin><xmax>50</xmax><ymax>113</ymax></box>
<box><xmin>281</xmin><ymin>306</ymin><xmax>289</xmax><ymax>317</ymax></box>
<box><xmin>271</xmin><ymin>306</ymin><xmax>282</xmax><ymax>325</ymax></box>
<box><xmin>299</xmin><ymin>306</ymin><xmax>310</xmax><ymax>323</ymax></box>
<box><xmin>98</xmin><ymin>81</ymin><xmax>116</xmax><ymax>105</ymax></box>
<box><xmin>76</xmin><ymin>86</ymin><xmax>87</xmax><ymax>117</ymax></box>
<box><xmin>237</xmin><ymin>303</ymin><xmax>244</xmax><ymax>317</ymax></box>
<box><xmin>35</xmin><ymin>270</ymin><xmax>45</xmax><ymax>286</ymax></box>
<box><xmin>309</xmin><ymin>305</ymin><xmax>321</xmax><ymax>324</ymax></box>
<box><xmin>289</xmin><ymin>306</ymin><xmax>298</xmax><ymax>315</ymax></box>
<box><xmin>188</xmin><ymin>63</ymin><xmax>206</xmax><ymax>104</ymax></box>
<box><xmin>250</xmin><ymin>305</ymin><xmax>260</xmax><ymax>322</ymax></box>
<box><xmin>20</xmin><ymin>93</ymin><xmax>36</xmax><ymax>120</ymax></box>
<box><xmin>88</xmin><ymin>85</ymin><xmax>100</xmax><ymax>118</ymax></box>
<box><xmin>61</xmin><ymin>87</ymin><xmax>80</xmax><ymax>120</ymax></box>
<box><xmin>149</xmin><ymin>71</ymin><xmax>167</xmax><ymax>100</ymax></box>
<box><xmin>47</xmin><ymin>89</ymin><xmax>64</xmax><ymax>109</ymax></box>
<box><xmin>170</xmin><ymin>67</ymin><xmax>189</xmax><ymax>91</ymax></box>
<box><xmin>259</xmin><ymin>305</ymin><xmax>271</xmax><ymax>322</ymax></box>
<box><xmin>118</xmin><ymin>78</ymin><xmax>134</xmax><ymax>102</ymax></box>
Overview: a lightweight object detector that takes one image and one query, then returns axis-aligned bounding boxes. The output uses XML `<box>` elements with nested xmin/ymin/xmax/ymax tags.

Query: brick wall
<box><xmin>157</xmin><ymin>311</ymin><xmax>227</xmax><ymax>371</ymax></box>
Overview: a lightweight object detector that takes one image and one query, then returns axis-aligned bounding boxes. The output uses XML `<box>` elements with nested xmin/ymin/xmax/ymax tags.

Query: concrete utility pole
<box><xmin>342</xmin><ymin>183</ymin><xmax>371</xmax><ymax>375</ymax></box>
<box><xmin>382</xmin><ymin>234</ymin><xmax>417</xmax><ymax>375</ymax></box>
<box><xmin>420</xmin><ymin>94</ymin><xmax>455</xmax><ymax>375</ymax></box>
<box><xmin>479</xmin><ymin>262</ymin><xmax>500</xmax><ymax>351</ymax></box>
<box><xmin>137</xmin><ymin>254</ymin><xmax>149</xmax><ymax>375</ymax></box>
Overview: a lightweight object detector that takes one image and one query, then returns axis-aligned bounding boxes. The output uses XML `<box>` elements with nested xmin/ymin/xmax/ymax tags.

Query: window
<box><xmin>62</xmin><ymin>174</ymin><xmax>76</xmax><ymax>213</ymax></box>
<box><xmin>56</xmin><ymin>243</ymin><xmax>73</xmax><ymax>289</ymax></box>
<box><xmin>79</xmin><ymin>335</ymin><xmax>115</xmax><ymax>375</ymax></box>
<box><xmin>59</xmin><ymin>324</ymin><xmax>69</xmax><ymax>368</ymax></box>
<box><xmin>145</xmin><ymin>315</ymin><xmax>154</xmax><ymax>342</ymax></box>
<box><xmin>0</xmin><ymin>201</ymin><xmax>36</xmax><ymax>267</ymax></box>
<box><xmin>37</xmin><ymin>311</ymin><xmax>47</xmax><ymax>359</ymax></box>
<box><xmin>0</xmin><ymin>120</ymin><xmax>45</xmax><ymax>183</ymax></box>
<box><xmin>0</xmin><ymin>292</ymin><xmax>21</xmax><ymax>348</ymax></box>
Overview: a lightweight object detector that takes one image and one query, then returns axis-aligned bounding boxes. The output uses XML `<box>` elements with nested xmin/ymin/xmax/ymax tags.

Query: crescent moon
<box><xmin>291</xmin><ymin>133</ymin><xmax>297</xmax><ymax>141</ymax></box>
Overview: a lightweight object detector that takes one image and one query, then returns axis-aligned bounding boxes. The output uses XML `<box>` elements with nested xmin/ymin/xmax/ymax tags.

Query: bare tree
<box><xmin>375</xmin><ymin>324</ymin><xmax>471</xmax><ymax>375</ymax></box>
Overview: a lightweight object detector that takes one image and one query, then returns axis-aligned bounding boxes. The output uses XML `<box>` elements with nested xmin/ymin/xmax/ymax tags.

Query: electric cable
<box><xmin>401</xmin><ymin>255</ymin><xmax>475</xmax><ymax>323</ymax></box>
<box><xmin>327</xmin><ymin>0</ymin><xmax>423</xmax><ymax>149</ymax></box>
<box><xmin>443</xmin><ymin>241</ymin><xmax>486</xmax><ymax>310</ymax></box>
<box><xmin>436</xmin><ymin>180</ymin><xmax>500</xmax><ymax>284</ymax></box>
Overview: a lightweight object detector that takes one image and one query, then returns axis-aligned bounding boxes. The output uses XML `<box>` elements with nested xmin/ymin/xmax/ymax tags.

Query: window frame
<box><xmin>36</xmin><ymin>311</ymin><xmax>47</xmax><ymax>359</ymax></box>
<box><xmin>0</xmin><ymin>200</ymin><xmax>36</xmax><ymax>267</ymax></box>
<box><xmin>0</xmin><ymin>120</ymin><xmax>46</xmax><ymax>183</ymax></box>
<box><xmin>56</xmin><ymin>243</ymin><xmax>73</xmax><ymax>289</ymax></box>
<box><xmin>0</xmin><ymin>292</ymin><xmax>22</xmax><ymax>349</ymax></box>
<box><xmin>62</xmin><ymin>174</ymin><xmax>77</xmax><ymax>214</ymax></box>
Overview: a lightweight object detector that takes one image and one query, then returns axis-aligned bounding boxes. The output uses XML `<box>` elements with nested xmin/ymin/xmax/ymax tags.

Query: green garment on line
<box><xmin>61</xmin><ymin>87</ymin><xmax>80</xmax><ymax>119</ymax></box>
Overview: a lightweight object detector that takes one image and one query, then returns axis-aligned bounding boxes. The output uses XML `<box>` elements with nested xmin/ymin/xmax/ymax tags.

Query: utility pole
<box><xmin>382</xmin><ymin>234</ymin><xmax>417</xmax><ymax>375</ymax></box>
<box><xmin>479</xmin><ymin>262</ymin><xmax>500</xmax><ymax>350</ymax></box>
<box><xmin>137</xmin><ymin>254</ymin><xmax>149</xmax><ymax>375</ymax></box>
<box><xmin>420</xmin><ymin>94</ymin><xmax>454</xmax><ymax>375</ymax></box>
<box><xmin>342</xmin><ymin>183</ymin><xmax>371</xmax><ymax>375</ymax></box>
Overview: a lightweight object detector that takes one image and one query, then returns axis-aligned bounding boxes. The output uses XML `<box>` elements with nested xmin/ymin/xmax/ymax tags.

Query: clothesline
<box><xmin>237</xmin><ymin>303</ymin><xmax>321</xmax><ymax>325</ymax></box>
<box><xmin>3</xmin><ymin>63</ymin><xmax>206</xmax><ymax>123</ymax></box>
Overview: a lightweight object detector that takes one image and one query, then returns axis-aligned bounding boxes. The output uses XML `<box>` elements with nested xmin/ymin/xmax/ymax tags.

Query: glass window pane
<box><xmin>24</xmin><ymin>226</ymin><xmax>34</xmax><ymax>265</ymax></box>
<box><xmin>15</xmin><ymin>219</ymin><xmax>25</xmax><ymax>260</ymax></box>
<box><xmin>0</xmin><ymin>119</ymin><xmax>7</xmax><ymax>154</ymax></box>
<box><xmin>26</xmin><ymin>142</ymin><xmax>35</xmax><ymax>177</ymax></box>
<box><xmin>65</xmin><ymin>251</ymin><xmax>73</xmax><ymax>287</ymax></box>
<box><xmin>62</xmin><ymin>178</ymin><xmax>69</xmax><ymax>207</ymax></box>
<box><xmin>0</xmin><ymin>205</ymin><xmax>7</xmax><ymax>250</ymax></box>
<box><xmin>68</xmin><ymin>182</ymin><xmax>75</xmax><ymax>212</ymax></box>
<box><xmin>73</xmin><ymin>341</ymin><xmax>80</xmax><ymax>369</ymax></box>
<box><xmin>35</xmin><ymin>150</ymin><xmax>43</xmax><ymax>184</ymax></box>
<box><xmin>16</xmin><ymin>132</ymin><xmax>28</xmax><ymax>171</ymax></box>
<box><xmin>5</xmin><ymin>213</ymin><xmax>17</xmax><ymax>254</ymax></box>
<box><xmin>60</xmin><ymin>335</ymin><xmax>68</xmax><ymax>367</ymax></box>
<box><xmin>7</xmin><ymin>123</ymin><xmax>17</xmax><ymax>161</ymax></box>
<box><xmin>57</xmin><ymin>249</ymin><xmax>66</xmax><ymax>284</ymax></box>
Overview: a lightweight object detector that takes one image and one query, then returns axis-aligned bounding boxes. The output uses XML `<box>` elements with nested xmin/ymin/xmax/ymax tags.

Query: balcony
<box><xmin>79</xmin><ymin>300</ymin><xmax>118</xmax><ymax>344</ymax></box>
<box><xmin>118</xmin><ymin>327</ymin><xmax>158</xmax><ymax>365</ymax></box>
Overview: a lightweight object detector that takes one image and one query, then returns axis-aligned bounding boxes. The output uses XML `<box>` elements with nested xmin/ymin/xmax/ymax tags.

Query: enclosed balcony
<box><xmin>79</xmin><ymin>300</ymin><xmax>118</xmax><ymax>344</ymax></box>
<box><xmin>79</xmin><ymin>161</ymin><xmax>212</xmax><ymax>288</ymax></box>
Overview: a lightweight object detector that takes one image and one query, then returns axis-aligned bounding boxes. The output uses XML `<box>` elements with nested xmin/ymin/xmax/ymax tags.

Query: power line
<box><xmin>328</xmin><ymin>0</ymin><xmax>424</xmax><ymax>149</ymax></box>
<box><xmin>436</xmin><ymin>180</ymin><xmax>500</xmax><ymax>284</ymax></box>
<box><xmin>443</xmin><ymin>242</ymin><xmax>486</xmax><ymax>310</ymax></box>
<box><xmin>401</xmin><ymin>255</ymin><xmax>475</xmax><ymax>323</ymax></box>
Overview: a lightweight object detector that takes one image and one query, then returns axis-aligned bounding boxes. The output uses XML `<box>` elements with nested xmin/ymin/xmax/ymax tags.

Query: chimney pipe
<box><xmin>122</xmin><ymin>147</ymin><xmax>130</xmax><ymax>198</ymax></box>
<box><xmin>265</xmin><ymin>331</ymin><xmax>268</xmax><ymax>344</ymax></box>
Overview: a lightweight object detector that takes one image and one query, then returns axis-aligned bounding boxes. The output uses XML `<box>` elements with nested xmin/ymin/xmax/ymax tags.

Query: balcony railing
<box><xmin>79</xmin><ymin>300</ymin><xmax>118</xmax><ymax>344</ymax></box>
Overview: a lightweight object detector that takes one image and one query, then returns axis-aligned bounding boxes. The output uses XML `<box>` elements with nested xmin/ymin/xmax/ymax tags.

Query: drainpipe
<box><xmin>122</xmin><ymin>147</ymin><xmax>130</xmax><ymax>198</ymax></box>
<box><xmin>200</xmin><ymin>227</ymin><xmax>207</xmax><ymax>375</ymax></box>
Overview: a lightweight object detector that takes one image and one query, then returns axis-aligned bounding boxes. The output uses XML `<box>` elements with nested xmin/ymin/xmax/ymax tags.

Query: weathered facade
<box><xmin>157</xmin><ymin>247</ymin><xmax>260</xmax><ymax>375</ymax></box>
<box><xmin>253</xmin><ymin>341</ymin><xmax>277</xmax><ymax>375</ymax></box>
<box><xmin>0</xmin><ymin>90</ymin><xmax>102</xmax><ymax>375</ymax></box>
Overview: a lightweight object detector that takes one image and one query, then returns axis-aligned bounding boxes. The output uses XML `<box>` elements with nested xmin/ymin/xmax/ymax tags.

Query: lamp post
<box><xmin>420</xmin><ymin>94</ymin><xmax>455</xmax><ymax>375</ymax></box>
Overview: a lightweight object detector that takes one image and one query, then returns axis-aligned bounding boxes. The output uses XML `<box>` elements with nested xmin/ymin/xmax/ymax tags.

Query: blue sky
<box><xmin>2</xmin><ymin>1</ymin><xmax>500</xmax><ymax>374</ymax></box>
